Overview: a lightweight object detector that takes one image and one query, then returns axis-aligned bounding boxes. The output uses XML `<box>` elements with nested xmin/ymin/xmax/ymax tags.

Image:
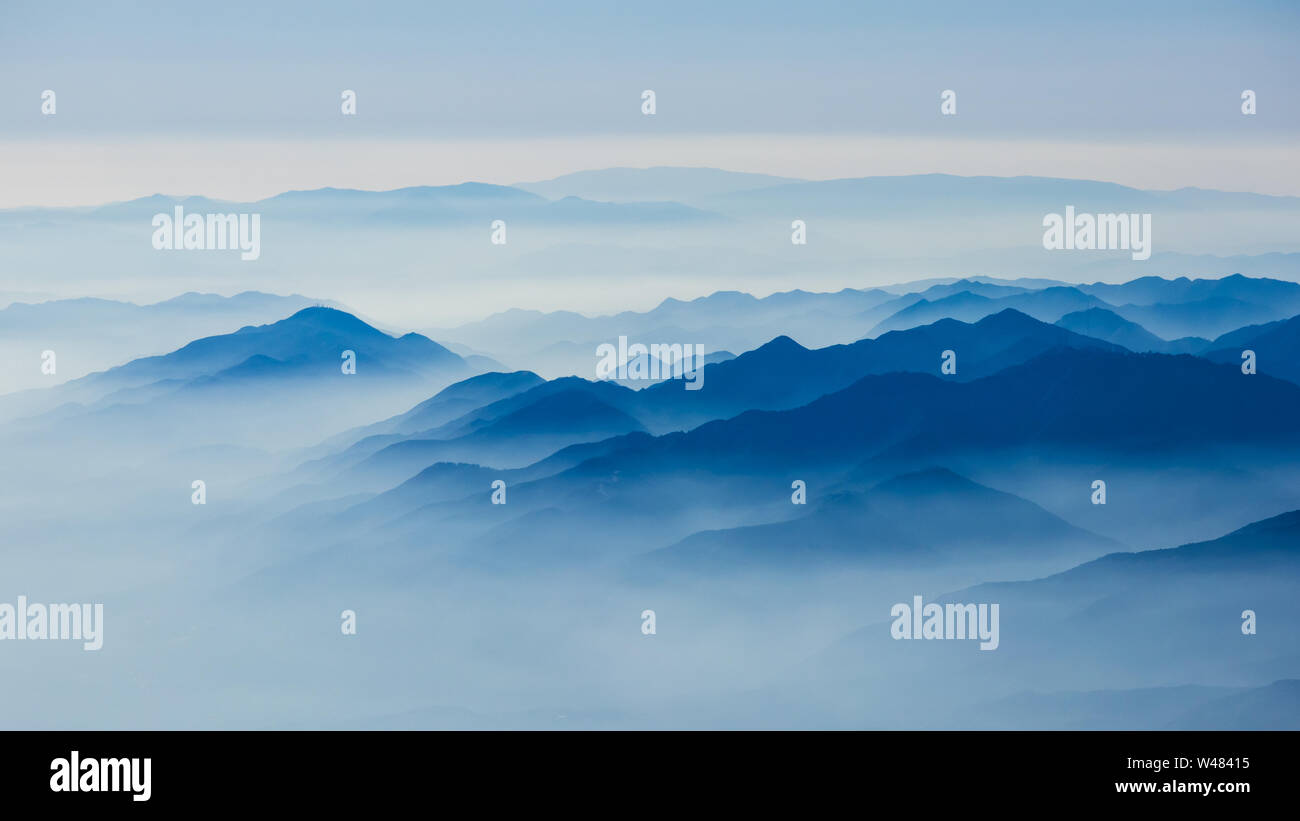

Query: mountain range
<box><xmin>7</xmin><ymin>169</ymin><xmax>1300</xmax><ymax>332</ymax></box>
<box><xmin>4</xmin><ymin>268</ymin><xmax>1299</xmax><ymax>730</ymax></box>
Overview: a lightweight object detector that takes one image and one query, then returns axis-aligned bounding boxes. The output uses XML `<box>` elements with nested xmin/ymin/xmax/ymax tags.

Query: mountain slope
<box><xmin>644</xmin><ymin>467</ymin><xmax>1121</xmax><ymax>576</ymax></box>
<box><xmin>810</xmin><ymin>510</ymin><xmax>1300</xmax><ymax>718</ymax></box>
<box><xmin>0</xmin><ymin>291</ymin><xmax>345</xmax><ymax>397</ymax></box>
<box><xmin>3</xmin><ymin>307</ymin><xmax>490</xmax><ymax>451</ymax></box>
<box><xmin>345</xmin><ymin>387</ymin><xmax>646</xmax><ymax>482</ymax></box>
<box><xmin>634</xmin><ymin>309</ymin><xmax>1124</xmax><ymax>430</ymax></box>
<box><xmin>1202</xmin><ymin>314</ymin><xmax>1300</xmax><ymax>385</ymax></box>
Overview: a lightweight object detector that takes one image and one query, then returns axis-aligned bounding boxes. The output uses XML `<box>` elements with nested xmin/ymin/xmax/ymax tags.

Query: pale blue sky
<box><xmin>3</xmin><ymin>0</ymin><xmax>1296</xmax><ymax>138</ymax></box>
<box><xmin>1</xmin><ymin>0</ymin><xmax>1297</xmax><ymax>204</ymax></box>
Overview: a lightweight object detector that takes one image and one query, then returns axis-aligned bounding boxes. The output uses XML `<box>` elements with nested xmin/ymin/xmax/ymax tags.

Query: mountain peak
<box><xmin>278</xmin><ymin>306</ymin><xmax>383</xmax><ymax>334</ymax></box>
<box><xmin>975</xmin><ymin>307</ymin><xmax>1042</xmax><ymax>329</ymax></box>
<box><xmin>756</xmin><ymin>334</ymin><xmax>806</xmax><ymax>353</ymax></box>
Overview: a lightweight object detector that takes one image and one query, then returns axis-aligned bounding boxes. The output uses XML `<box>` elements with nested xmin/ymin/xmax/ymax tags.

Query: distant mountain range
<box><xmin>5</xmin><ymin>170</ymin><xmax>1299</xmax><ymax>329</ymax></box>
<box><xmin>15</xmin><ymin>172</ymin><xmax>1299</xmax><ymax>228</ymax></box>
<box><xmin>428</xmin><ymin>274</ymin><xmax>1300</xmax><ymax>375</ymax></box>
<box><xmin>0</xmin><ymin>291</ymin><xmax>348</xmax><ymax>394</ymax></box>
<box><xmin>1</xmin><ymin>182</ymin><xmax>717</xmax><ymax>227</ymax></box>
<box><xmin>514</xmin><ymin>168</ymin><xmax>1300</xmax><ymax>215</ymax></box>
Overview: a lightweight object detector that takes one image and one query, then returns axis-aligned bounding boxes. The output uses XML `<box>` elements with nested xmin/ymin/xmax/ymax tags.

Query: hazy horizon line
<box><xmin>5</xmin><ymin>134</ymin><xmax>1299</xmax><ymax>208</ymax></box>
<box><xmin>11</xmin><ymin>166</ymin><xmax>1300</xmax><ymax>212</ymax></box>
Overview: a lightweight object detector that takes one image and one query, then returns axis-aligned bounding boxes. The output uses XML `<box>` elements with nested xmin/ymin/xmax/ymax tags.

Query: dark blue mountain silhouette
<box><xmin>351</xmin><ymin>346</ymin><xmax>1300</xmax><ymax>570</ymax></box>
<box><xmin>634</xmin><ymin>309</ymin><xmax>1122</xmax><ymax>429</ymax></box>
<box><xmin>1203</xmin><ymin>314</ymin><xmax>1300</xmax><ymax>385</ymax></box>
<box><xmin>308</xmin><ymin>307</ymin><xmax>1124</xmax><ymax>481</ymax></box>
<box><xmin>1055</xmin><ymin>307</ymin><xmax>1207</xmax><ymax>353</ymax></box>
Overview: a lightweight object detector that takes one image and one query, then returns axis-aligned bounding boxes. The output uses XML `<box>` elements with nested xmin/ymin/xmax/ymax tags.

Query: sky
<box><xmin>1</xmin><ymin>0</ymin><xmax>1297</xmax><ymax>206</ymax></box>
